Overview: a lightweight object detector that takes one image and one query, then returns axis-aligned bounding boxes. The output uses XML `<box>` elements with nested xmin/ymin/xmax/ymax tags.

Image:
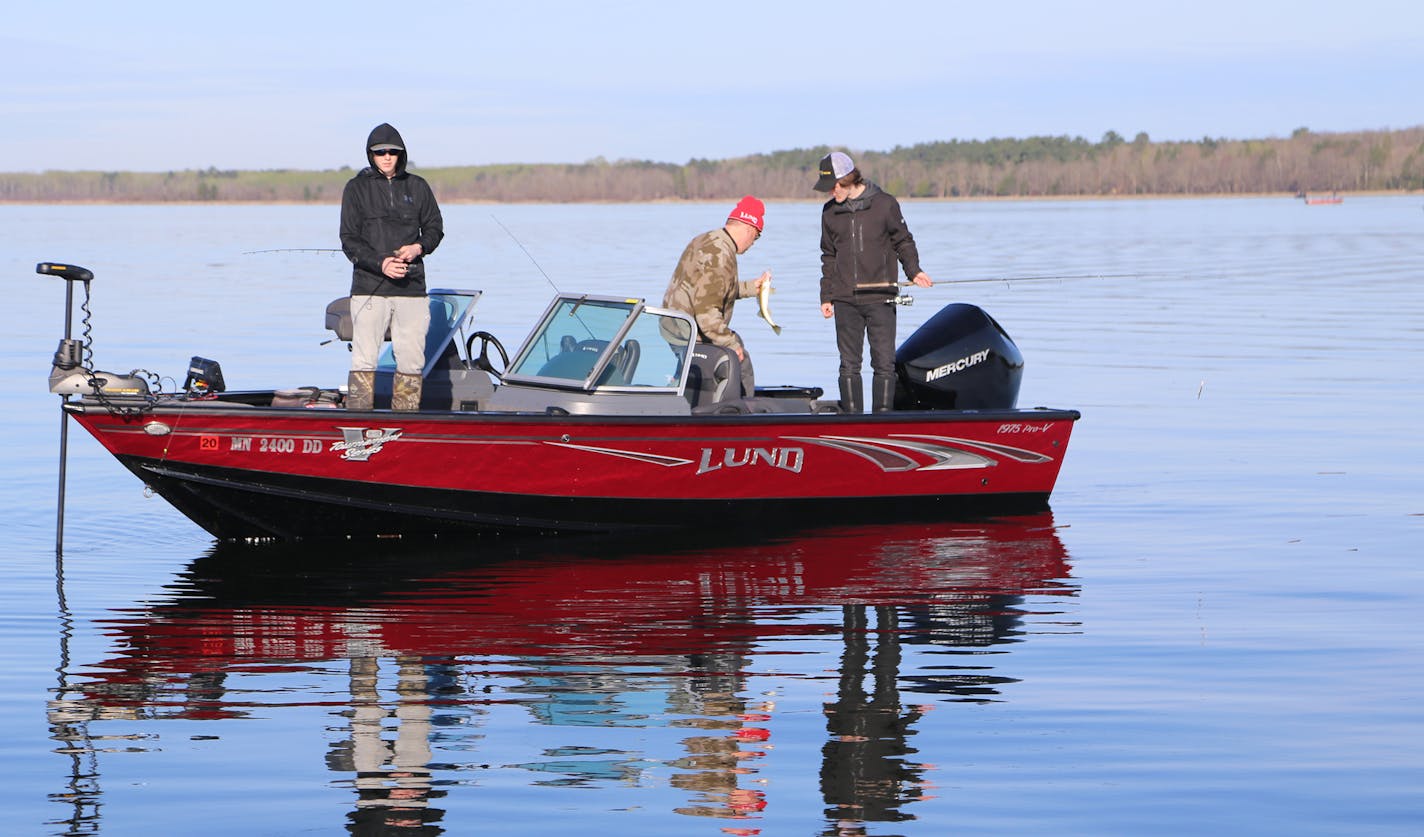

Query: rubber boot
<box><xmin>871</xmin><ymin>374</ymin><xmax>895</xmax><ymax>413</ymax></box>
<box><xmin>837</xmin><ymin>375</ymin><xmax>863</xmax><ymax>414</ymax></box>
<box><xmin>392</xmin><ymin>372</ymin><xmax>423</xmax><ymax>412</ymax></box>
<box><xmin>346</xmin><ymin>370</ymin><xmax>374</xmax><ymax>411</ymax></box>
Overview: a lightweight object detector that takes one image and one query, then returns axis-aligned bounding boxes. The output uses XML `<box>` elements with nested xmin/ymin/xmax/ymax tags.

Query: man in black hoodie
<box><xmin>339</xmin><ymin>123</ymin><xmax>445</xmax><ymax>411</ymax></box>
<box><xmin>814</xmin><ymin>151</ymin><xmax>933</xmax><ymax>413</ymax></box>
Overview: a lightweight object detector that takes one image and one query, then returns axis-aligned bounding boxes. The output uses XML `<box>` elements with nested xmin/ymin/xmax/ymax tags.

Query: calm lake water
<box><xmin>3</xmin><ymin>196</ymin><xmax>1421</xmax><ymax>835</ymax></box>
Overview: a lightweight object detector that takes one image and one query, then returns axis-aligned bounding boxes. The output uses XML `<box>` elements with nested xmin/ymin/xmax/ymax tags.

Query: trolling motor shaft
<box><xmin>40</xmin><ymin>262</ymin><xmax>94</xmax><ymax>558</ymax></box>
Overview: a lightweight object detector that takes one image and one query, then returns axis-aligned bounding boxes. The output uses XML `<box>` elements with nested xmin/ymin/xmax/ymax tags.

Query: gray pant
<box><xmin>350</xmin><ymin>295</ymin><xmax>430</xmax><ymax>375</ymax></box>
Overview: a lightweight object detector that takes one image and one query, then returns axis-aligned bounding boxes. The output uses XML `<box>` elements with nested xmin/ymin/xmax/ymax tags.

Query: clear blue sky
<box><xmin>7</xmin><ymin>0</ymin><xmax>1420</xmax><ymax>173</ymax></box>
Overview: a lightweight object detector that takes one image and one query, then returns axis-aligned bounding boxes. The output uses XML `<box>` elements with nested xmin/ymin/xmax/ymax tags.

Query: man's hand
<box><xmin>394</xmin><ymin>243</ymin><xmax>424</xmax><ymax>262</ymax></box>
<box><xmin>820</xmin><ymin>302</ymin><xmax>834</xmax><ymax>319</ymax></box>
<box><xmin>910</xmin><ymin>271</ymin><xmax>933</xmax><ymax>288</ymax></box>
<box><xmin>381</xmin><ymin>256</ymin><xmax>409</xmax><ymax>279</ymax></box>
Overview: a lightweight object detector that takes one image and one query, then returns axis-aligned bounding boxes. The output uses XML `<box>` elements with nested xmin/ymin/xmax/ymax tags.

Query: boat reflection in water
<box><xmin>49</xmin><ymin>515</ymin><xmax>1076</xmax><ymax>834</ymax></box>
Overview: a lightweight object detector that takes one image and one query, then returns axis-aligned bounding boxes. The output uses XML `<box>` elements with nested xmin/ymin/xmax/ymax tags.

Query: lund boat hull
<box><xmin>68</xmin><ymin>401</ymin><xmax>1079</xmax><ymax>541</ymax></box>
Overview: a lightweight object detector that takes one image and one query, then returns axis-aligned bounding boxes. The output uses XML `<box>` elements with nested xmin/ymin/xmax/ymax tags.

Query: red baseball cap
<box><xmin>727</xmin><ymin>195</ymin><xmax>765</xmax><ymax>232</ymax></box>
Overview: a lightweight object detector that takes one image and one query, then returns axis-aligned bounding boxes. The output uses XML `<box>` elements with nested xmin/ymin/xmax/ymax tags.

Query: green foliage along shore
<box><xmin>4</xmin><ymin>127</ymin><xmax>1421</xmax><ymax>203</ymax></box>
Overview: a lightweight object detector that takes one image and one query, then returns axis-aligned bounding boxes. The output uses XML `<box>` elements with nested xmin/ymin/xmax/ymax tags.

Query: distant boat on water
<box><xmin>1299</xmin><ymin>192</ymin><xmax>1343</xmax><ymax>205</ymax></box>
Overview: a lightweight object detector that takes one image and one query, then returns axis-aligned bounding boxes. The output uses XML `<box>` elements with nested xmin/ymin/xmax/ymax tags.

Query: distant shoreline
<box><xmin>2</xmin><ymin>190</ymin><xmax>1415</xmax><ymax>207</ymax></box>
<box><xmin>4</xmin><ymin>128</ymin><xmax>1420</xmax><ymax>203</ymax></box>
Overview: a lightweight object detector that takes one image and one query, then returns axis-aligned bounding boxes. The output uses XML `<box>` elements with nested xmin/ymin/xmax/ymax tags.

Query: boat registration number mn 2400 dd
<box><xmin>213</xmin><ymin>435</ymin><xmax>329</xmax><ymax>455</ymax></box>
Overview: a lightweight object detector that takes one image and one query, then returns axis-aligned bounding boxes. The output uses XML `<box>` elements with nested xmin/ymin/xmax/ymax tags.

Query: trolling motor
<box><xmin>41</xmin><ymin>261</ymin><xmax>165</xmax><ymax>554</ymax></box>
<box><xmin>39</xmin><ymin>262</ymin><xmax>154</xmax><ymax>399</ymax></box>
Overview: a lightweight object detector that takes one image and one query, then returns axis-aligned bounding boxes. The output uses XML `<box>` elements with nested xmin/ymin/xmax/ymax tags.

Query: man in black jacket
<box><xmin>339</xmin><ymin>123</ymin><xmax>444</xmax><ymax>411</ymax></box>
<box><xmin>815</xmin><ymin>152</ymin><xmax>933</xmax><ymax>412</ymax></box>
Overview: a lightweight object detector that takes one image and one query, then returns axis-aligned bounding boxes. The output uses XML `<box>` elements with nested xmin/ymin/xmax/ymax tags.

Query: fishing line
<box><xmin>491</xmin><ymin>215</ymin><xmax>562</xmax><ymax>295</ymax></box>
<box><xmin>491</xmin><ymin>216</ymin><xmax>599</xmax><ymax>345</ymax></box>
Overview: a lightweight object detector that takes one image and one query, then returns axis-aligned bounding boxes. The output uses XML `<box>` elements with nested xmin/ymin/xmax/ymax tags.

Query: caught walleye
<box><xmin>757</xmin><ymin>273</ymin><xmax>781</xmax><ymax>335</ymax></box>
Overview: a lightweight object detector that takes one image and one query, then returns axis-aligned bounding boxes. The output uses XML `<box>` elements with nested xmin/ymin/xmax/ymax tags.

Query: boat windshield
<box><xmin>504</xmin><ymin>294</ymin><xmax>695</xmax><ymax>391</ymax></box>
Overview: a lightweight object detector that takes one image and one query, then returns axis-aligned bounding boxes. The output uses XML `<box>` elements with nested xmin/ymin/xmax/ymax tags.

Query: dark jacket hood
<box><xmin>831</xmin><ymin>181</ymin><xmax>884</xmax><ymax>214</ymax></box>
<box><xmin>364</xmin><ymin>123</ymin><xmax>408</xmax><ymax>174</ymax></box>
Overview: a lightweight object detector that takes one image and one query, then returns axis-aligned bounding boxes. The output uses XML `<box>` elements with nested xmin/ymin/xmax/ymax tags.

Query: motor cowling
<box><xmin>894</xmin><ymin>303</ymin><xmax>1023</xmax><ymax>410</ymax></box>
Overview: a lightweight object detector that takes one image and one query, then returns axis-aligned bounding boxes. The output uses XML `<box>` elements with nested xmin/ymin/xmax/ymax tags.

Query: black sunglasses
<box><xmin>371</xmin><ymin>149</ymin><xmax>400</xmax><ymax>156</ymax></box>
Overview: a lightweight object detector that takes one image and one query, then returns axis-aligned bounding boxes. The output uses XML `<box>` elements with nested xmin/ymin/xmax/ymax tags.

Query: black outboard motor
<box><xmin>894</xmin><ymin>303</ymin><xmax>1024</xmax><ymax>409</ymax></box>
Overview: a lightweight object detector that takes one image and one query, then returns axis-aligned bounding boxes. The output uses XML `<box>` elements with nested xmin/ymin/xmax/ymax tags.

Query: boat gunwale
<box><xmin>64</xmin><ymin>397</ymin><xmax>1082</xmax><ymax>426</ymax></box>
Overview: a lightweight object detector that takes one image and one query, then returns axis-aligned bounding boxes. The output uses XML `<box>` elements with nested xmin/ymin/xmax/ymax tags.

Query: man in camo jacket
<box><xmin>661</xmin><ymin>195</ymin><xmax>769</xmax><ymax>398</ymax></box>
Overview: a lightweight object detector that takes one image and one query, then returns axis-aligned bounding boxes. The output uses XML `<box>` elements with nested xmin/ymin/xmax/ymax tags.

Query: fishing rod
<box><xmin>241</xmin><ymin>248</ymin><xmax>344</xmax><ymax>255</ymax></box>
<box><xmin>888</xmin><ymin>271</ymin><xmax>1139</xmax><ymax>304</ymax></box>
<box><xmin>899</xmin><ymin>271</ymin><xmax>1139</xmax><ymax>287</ymax></box>
<box><xmin>250</xmin><ymin>246</ymin><xmax>406</xmax><ymax>349</ymax></box>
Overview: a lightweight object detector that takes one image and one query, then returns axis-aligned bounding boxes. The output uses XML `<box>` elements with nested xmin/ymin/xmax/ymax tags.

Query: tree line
<box><xmin>3</xmin><ymin>126</ymin><xmax>1420</xmax><ymax>203</ymax></box>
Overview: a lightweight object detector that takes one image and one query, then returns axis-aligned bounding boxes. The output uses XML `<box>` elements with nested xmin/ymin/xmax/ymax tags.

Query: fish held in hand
<box><xmin>757</xmin><ymin>274</ymin><xmax>781</xmax><ymax>335</ymax></box>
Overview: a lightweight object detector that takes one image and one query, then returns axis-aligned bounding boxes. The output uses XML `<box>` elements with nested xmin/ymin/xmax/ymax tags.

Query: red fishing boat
<box><xmin>1302</xmin><ymin>192</ymin><xmax>1343</xmax><ymax>205</ymax></box>
<box><xmin>41</xmin><ymin>262</ymin><xmax>1079</xmax><ymax>542</ymax></box>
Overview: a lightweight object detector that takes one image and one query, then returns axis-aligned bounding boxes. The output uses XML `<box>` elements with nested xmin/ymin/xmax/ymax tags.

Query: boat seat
<box><xmin>324</xmin><ymin>297</ymin><xmax>390</xmax><ymax>342</ymax></box>
<box><xmin>684</xmin><ymin>343</ymin><xmax>742</xmax><ymax>408</ymax></box>
<box><xmin>537</xmin><ymin>338</ymin><xmax>606</xmax><ymax>380</ymax></box>
<box><xmin>600</xmin><ymin>338</ymin><xmax>640</xmax><ymax>385</ymax></box>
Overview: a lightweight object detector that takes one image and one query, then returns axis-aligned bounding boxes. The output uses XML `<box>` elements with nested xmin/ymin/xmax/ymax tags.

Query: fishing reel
<box><xmin>888</xmin><ymin>294</ymin><xmax>914</xmax><ymax>306</ymax></box>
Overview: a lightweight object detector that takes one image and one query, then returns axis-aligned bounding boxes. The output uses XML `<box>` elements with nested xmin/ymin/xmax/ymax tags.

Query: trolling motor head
<box><xmin>42</xmin><ymin>262</ymin><xmax>94</xmax><ymax>394</ymax></box>
<box><xmin>37</xmin><ymin>262</ymin><xmax>95</xmax><ymax>284</ymax></box>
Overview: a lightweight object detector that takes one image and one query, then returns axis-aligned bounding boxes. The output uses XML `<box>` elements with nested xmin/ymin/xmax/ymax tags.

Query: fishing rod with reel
<box><xmin>248</xmin><ymin>242</ymin><xmax>513</xmax><ymax>381</ymax></box>
<box><xmin>887</xmin><ymin>270</ymin><xmax>1138</xmax><ymax>305</ymax></box>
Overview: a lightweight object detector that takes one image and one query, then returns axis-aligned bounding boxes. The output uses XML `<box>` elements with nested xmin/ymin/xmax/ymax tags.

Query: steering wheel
<box><xmin>465</xmin><ymin>330</ymin><xmax>509</xmax><ymax>378</ymax></box>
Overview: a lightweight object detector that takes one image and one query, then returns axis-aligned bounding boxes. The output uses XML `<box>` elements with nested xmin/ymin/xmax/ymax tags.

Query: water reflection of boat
<box><xmin>49</xmin><ymin>517</ymin><xmax>1075</xmax><ymax>832</ymax></box>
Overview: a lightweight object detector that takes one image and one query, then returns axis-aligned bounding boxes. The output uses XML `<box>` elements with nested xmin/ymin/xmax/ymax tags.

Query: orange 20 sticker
<box><xmin>199</xmin><ymin>436</ymin><xmax>220</xmax><ymax>451</ymax></box>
